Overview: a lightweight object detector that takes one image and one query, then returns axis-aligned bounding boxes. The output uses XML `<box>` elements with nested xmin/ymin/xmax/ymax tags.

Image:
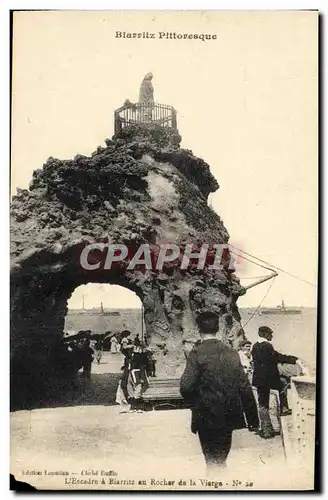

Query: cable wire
<box><xmin>228</xmin><ymin>243</ymin><xmax>316</xmax><ymax>287</ymax></box>
<box><xmin>242</xmin><ymin>276</ymin><xmax>276</xmax><ymax>330</ymax></box>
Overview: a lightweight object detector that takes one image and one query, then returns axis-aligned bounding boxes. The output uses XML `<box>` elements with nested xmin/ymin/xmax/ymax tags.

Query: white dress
<box><xmin>111</xmin><ymin>336</ymin><xmax>118</xmax><ymax>353</ymax></box>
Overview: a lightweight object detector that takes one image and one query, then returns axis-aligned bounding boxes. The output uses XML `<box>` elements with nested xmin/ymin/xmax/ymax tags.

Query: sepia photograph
<box><xmin>10</xmin><ymin>9</ymin><xmax>318</xmax><ymax>491</ymax></box>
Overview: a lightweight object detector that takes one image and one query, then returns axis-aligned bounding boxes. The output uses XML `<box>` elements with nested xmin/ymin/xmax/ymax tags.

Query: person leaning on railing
<box><xmin>251</xmin><ymin>325</ymin><xmax>308</xmax><ymax>439</ymax></box>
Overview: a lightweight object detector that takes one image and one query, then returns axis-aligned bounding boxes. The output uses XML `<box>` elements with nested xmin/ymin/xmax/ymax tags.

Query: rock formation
<box><xmin>11</xmin><ymin>122</ymin><xmax>246</xmax><ymax>397</ymax></box>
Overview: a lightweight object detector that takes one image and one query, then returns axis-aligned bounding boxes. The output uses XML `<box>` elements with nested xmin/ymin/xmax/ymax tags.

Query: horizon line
<box><xmin>67</xmin><ymin>305</ymin><xmax>316</xmax><ymax>311</ymax></box>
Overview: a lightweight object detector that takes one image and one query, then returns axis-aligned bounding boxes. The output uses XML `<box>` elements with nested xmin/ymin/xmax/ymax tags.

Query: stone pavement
<box><xmin>10</xmin><ymin>352</ymin><xmax>313</xmax><ymax>491</ymax></box>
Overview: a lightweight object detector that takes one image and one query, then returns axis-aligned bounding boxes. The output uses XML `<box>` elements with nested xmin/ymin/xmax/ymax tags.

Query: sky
<box><xmin>11</xmin><ymin>10</ymin><xmax>318</xmax><ymax>309</ymax></box>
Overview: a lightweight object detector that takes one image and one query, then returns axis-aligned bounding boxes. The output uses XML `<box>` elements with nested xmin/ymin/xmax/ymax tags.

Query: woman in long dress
<box><xmin>110</xmin><ymin>335</ymin><xmax>118</xmax><ymax>354</ymax></box>
<box><xmin>138</xmin><ymin>72</ymin><xmax>154</xmax><ymax>121</ymax></box>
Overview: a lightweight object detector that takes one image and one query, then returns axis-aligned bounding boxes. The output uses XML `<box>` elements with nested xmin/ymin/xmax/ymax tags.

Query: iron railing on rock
<box><xmin>114</xmin><ymin>102</ymin><xmax>177</xmax><ymax>134</ymax></box>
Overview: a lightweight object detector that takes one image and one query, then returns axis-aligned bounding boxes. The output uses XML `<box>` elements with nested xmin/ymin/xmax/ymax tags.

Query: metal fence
<box><xmin>114</xmin><ymin>102</ymin><xmax>177</xmax><ymax>134</ymax></box>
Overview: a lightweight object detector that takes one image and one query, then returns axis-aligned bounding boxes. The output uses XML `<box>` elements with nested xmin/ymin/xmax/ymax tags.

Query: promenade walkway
<box><xmin>11</xmin><ymin>353</ymin><xmax>313</xmax><ymax>490</ymax></box>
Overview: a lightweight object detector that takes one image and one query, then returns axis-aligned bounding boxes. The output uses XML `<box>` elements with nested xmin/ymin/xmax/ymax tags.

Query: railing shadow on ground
<box><xmin>11</xmin><ymin>372</ymin><xmax>121</xmax><ymax>412</ymax></box>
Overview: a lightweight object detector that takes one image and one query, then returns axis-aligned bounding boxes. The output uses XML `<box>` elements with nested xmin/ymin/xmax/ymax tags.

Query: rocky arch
<box><xmin>11</xmin><ymin>124</ymin><xmax>246</xmax><ymax>396</ymax></box>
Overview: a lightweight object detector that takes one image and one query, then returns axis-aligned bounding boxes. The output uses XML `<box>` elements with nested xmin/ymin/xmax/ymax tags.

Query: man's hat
<box><xmin>258</xmin><ymin>326</ymin><xmax>273</xmax><ymax>337</ymax></box>
<box><xmin>239</xmin><ymin>338</ymin><xmax>252</xmax><ymax>347</ymax></box>
<box><xmin>196</xmin><ymin>311</ymin><xmax>220</xmax><ymax>334</ymax></box>
<box><xmin>196</xmin><ymin>311</ymin><xmax>219</xmax><ymax>324</ymax></box>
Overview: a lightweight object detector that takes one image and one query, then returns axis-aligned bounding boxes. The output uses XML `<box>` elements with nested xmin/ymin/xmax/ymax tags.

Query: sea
<box><xmin>240</xmin><ymin>308</ymin><xmax>317</xmax><ymax>374</ymax></box>
<box><xmin>65</xmin><ymin>307</ymin><xmax>317</xmax><ymax>374</ymax></box>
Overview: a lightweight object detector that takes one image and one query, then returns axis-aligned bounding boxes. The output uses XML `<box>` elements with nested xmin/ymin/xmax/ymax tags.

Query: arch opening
<box><xmin>65</xmin><ymin>283</ymin><xmax>143</xmax><ymax>341</ymax></box>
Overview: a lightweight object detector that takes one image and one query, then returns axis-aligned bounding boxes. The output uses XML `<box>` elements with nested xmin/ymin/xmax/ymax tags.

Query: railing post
<box><xmin>114</xmin><ymin>112</ymin><xmax>121</xmax><ymax>134</ymax></box>
<box><xmin>172</xmin><ymin>108</ymin><xmax>177</xmax><ymax>130</ymax></box>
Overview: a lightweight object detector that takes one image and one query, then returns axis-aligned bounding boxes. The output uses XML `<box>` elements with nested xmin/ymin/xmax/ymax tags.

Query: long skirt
<box><xmin>115</xmin><ymin>381</ymin><xmax>129</xmax><ymax>406</ymax></box>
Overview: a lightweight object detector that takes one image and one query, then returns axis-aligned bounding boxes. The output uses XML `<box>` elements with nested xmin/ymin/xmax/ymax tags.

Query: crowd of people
<box><xmin>56</xmin><ymin>329</ymin><xmax>157</xmax><ymax>406</ymax></box>
<box><xmin>51</xmin><ymin>336</ymin><xmax>95</xmax><ymax>380</ymax></box>
<box><xmin>180</xmin><ymin>312</ymin><xmax>308</xmax><ymax>472</ymax></box>
<box><xmin>57</xmin><ymin>316</ymin><xmax>307</xmax><ymax>473</ymax></box>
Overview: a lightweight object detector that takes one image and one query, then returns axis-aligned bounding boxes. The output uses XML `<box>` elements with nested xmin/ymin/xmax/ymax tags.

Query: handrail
<box><xmin>114</xmin><ymin>101</ymin><xmax>178</xmax><ymax>134</ymax></box>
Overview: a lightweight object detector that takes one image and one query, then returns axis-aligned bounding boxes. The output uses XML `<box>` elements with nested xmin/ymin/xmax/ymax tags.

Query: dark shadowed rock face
<box><xmin>11</xmin><ymin>123</ymin><xmax>245</xmax><ymax>389</ymax></box>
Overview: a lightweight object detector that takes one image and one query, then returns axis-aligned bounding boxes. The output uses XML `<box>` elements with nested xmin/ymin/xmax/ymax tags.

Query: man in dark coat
<box><xmin>252</xmin><ymin>325</ymin><xmax>299</xmax><ymax>439</ymax></box>
<box><xmin>180</xmin><ymin>312</ymin><xmax>259</xmax><ymax>471</ymax></box>
<box><xmin>79</xmin><ymin>338</ymin><xmax>94</xmax><ymax>381</ymax></box>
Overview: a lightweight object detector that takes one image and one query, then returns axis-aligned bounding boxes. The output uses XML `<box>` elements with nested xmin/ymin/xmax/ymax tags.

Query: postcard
<box><xmin>10</xmin><ymin>10</ymin><xmax>318</xmax><ymax>491</ymax></box>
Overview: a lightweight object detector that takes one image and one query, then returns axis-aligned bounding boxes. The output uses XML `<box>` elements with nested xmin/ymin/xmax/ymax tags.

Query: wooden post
<box><xmin>243</xmin><ymin>271</ymin><xmax>278</xmax><ymax>292</ymax></box>
<box><xmin>141</xmin><ymin>304</ymin><xmax>144</xmax><ymax>344</ymax></box>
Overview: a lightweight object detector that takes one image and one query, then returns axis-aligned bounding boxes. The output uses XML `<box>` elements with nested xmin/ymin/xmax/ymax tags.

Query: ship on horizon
<box><xmin>67</xmin><ymin>299</ymin><xmax>121</xmax><ymax>316</ymax></box>
<box><xmin>248</xmin><ymin>300</ymin><xmax>302</xmax><ymax>315</ymax></box>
